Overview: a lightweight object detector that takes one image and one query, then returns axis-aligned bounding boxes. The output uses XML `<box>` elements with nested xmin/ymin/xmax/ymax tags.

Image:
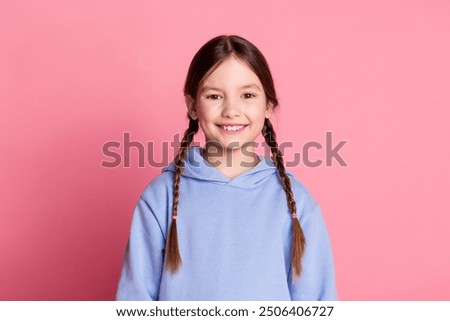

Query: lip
<box><xmin>217</xmin><ymin>123</ymin><xmax>248</xmax><ymax>126</ymax></box>
<box><xmin>216</xmin><ymin>124</ymin><xmax>248</xmax><ymax>134</ymax></box>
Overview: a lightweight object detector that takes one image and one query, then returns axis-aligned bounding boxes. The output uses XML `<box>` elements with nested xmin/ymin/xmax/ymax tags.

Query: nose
<box><xmin>221</xmin><ymin>98</ymin><xmax>241</xmax><ymax>118</ymax></box>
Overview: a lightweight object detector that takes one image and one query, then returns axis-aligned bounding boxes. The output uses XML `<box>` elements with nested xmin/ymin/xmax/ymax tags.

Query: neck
<box><xmin>202</xmin><ymin>143</ymin><xmax>260</xmax><ymax>179</ymax></box>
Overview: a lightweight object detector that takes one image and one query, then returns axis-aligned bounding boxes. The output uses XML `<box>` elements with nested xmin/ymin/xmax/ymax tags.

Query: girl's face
<box><xmin>186</xmin><ymin>56</ymin><xmax>272</xmax><ymax>152</ymax></box>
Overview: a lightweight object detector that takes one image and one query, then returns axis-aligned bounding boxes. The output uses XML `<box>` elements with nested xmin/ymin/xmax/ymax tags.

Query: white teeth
<box><xmin>222</xmin><ymin>125</ymin><xmax>244</xmax><ymax>131</ymax></box>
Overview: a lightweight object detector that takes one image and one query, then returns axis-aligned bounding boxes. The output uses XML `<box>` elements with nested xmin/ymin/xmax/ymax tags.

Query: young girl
<box><xmin>116</xmin><ymin>35</ymin><xmax>337</xmax><ymax>300</ymax></box>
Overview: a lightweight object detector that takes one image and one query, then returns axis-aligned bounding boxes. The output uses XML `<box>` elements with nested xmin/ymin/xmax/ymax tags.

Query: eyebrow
<box><xmin>200</xmin><ymin>83</ymin><xmax>262</xmax><ymax>93</ymax></box>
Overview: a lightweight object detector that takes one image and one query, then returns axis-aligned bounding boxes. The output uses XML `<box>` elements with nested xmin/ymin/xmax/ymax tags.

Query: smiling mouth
<box><xmin>217</xmin><ymin>124</ymin><xmax>248</xmax><ymax>132</ymax></box>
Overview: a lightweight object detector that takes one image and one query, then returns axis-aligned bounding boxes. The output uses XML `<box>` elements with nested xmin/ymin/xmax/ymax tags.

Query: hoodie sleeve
<box><xmin>288</xmin><ymin>204</ymin><xmax>338</xmax><ymax>300</ymax></box>
<box><xmin>116</xmin><ymin>196</ymin><xmax>166</xmax><ymax>301</ymax></box>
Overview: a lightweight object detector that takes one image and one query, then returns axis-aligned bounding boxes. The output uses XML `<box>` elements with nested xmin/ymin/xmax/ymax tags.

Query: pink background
<box><xmin>1</xmin><ymin>0</ymin><xmax>449</xmax><ymax>300</ymax></box>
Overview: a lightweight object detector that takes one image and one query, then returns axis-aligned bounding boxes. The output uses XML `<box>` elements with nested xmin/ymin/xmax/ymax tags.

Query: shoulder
<box><xmin>137</xmin><ymin>171</ymin><xmax>175</xmax><ymax>227</ymax></box>
<box><xmin>285</xmin><ymin>170</ymin><xmax>319</xmax><ymax>222</ymax></box>
<box><xmin>140</xmin><ymin>170</ymin><xmax>174</xmax><ymax>201</ymax></box>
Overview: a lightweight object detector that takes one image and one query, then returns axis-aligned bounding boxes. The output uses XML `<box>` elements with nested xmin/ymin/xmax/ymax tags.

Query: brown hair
<box><xmin>164</xmin><ymin>35</ymin><xmax>306</xmax><ymax>283</ymax></box>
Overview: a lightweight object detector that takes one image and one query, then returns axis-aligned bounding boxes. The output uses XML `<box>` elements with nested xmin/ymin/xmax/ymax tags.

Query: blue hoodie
<box><xmin>116</xmin><ymin>146</ymin><xmax>337</xmax><ymax>300</ymax></box>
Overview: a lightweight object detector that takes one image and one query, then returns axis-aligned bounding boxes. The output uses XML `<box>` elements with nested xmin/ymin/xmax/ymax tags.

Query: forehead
<box><xmin>201</xmin><ymin>57</ymin><xmax>262</xmax><ymax>88</ymax></box>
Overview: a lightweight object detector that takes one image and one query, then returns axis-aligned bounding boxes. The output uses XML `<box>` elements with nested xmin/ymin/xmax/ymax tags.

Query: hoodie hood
<box><xmin>162</xmin><ymin>146</ymin><xmax>280</xmax><ymax>189</ymax></box>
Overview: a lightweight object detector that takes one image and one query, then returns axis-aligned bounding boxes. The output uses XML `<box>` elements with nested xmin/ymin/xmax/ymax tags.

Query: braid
<box><xmin>262</xmin><ymin>118</ymin><xmax>306</xmax><ymax>283</ymax></box>
<box><xmin>164</xmin><ymin>118</ymin><xmax>199</xmax><ymax>273</ymax></box>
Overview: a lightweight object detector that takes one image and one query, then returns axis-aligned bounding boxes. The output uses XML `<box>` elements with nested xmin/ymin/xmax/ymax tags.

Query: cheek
<box><xmin>197</xmin><ymin>103</ymin><xmax>221</xmax><ymax>119</ymax></box>
<box><xmin>194</xmin><ymin>106</ymin><xmax>208</xmax><ymax>119</ymax></box>
<box><xmin>252</xmin><ymin>104</ymin><xmax>269</xmax><ymax>122</ymax></box>
<box><xmin>196</xmin><ymin>110</ymin><xmax>217</xmax><ymax>128</ymax></box>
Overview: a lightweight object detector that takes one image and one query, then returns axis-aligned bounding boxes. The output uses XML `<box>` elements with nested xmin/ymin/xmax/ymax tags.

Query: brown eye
<box><xmin>206</xmin><ymin>94</ymin><xmax>220</xmax><ymax>100</ymax></box>
<box><xmin>243</xmin><ymin>93</ymin><xmax>256</xmax><ymax>99</ymax></box>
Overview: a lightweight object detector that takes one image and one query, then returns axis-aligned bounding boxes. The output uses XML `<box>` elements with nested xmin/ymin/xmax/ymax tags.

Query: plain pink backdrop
<box><xmin>1</xmin><ymin>0</ymin><xmax>449</xmax><ymax>300</ymax></box>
